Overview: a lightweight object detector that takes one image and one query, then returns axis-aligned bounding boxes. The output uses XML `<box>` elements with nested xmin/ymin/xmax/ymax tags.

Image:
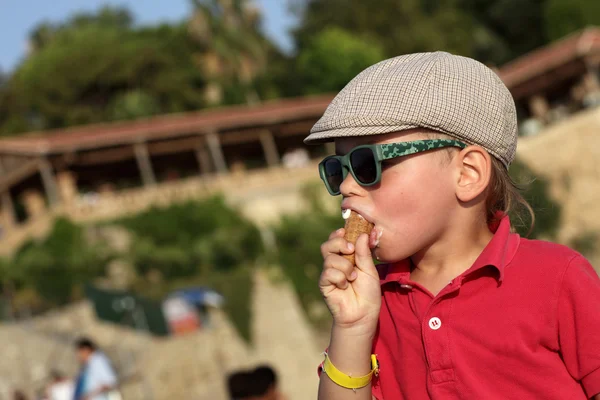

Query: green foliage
<box><xmin>0</xmin><ymin>11</ymin><xmax>204</xmax><ymax>134</ymax></box>
<box><xmin>296</xmin><ymin>27</ymin><xmax>385</xmax><ymax>94</ymax></box>
<box><xmin>544</xmin><ymin>0</ymin><xmax>600</xmax><ymax>41</ymax></box>
<box><xmin>272</xmin><ymin>183</ymin><xmax>340</xmax><ymax>327</ymax></box>
<box><xmin>569</xmin><ymin>231</ymin><xmax>598</xmax><ymax>259</ymax></box>
<box><xmin>189</xmin><ymin>0</ymin><xmax>274</xmax><ymax>105</ymax></box>
<box><xmin>114</xmin><ymin>196</ymin><xmax>263</xmax><ymax>278</ymax></box>
<box><xmin>292</xmin><ymin>0</ymin><xmax>599</xmax><ymax>67</ymax></box>
<box><xmin>293</xmin><ymin>0</ymin><xmax>476</xmax><ymax>60</ymax></box>
<box><xmin>10</xmin><ymin>218</ymin><xmax>112</xmax><ymax>307</ymax></box>
<box><xmin>509</xmin><ymin>159</ymin><xmax>561</xmax><ymax>239</ymax></box>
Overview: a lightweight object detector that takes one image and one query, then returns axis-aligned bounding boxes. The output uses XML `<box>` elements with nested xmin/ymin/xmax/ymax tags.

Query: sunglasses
<box><xmin>318</xmin><ymin>139</ymin><xmax>467</xmax><ymax>196</ymax></box>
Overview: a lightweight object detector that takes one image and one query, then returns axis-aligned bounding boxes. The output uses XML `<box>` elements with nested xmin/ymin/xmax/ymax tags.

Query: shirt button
<box><xmin>428</xmin><ymin>317</ymin><xmax>442</xmax><ymax>330</ymax></box>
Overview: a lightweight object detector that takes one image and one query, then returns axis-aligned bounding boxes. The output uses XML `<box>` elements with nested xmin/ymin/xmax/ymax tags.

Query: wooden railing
<box><xmin>0</xmin><ymin>163</ymin><xmax>321</xmax><ymax>257</ymax></box>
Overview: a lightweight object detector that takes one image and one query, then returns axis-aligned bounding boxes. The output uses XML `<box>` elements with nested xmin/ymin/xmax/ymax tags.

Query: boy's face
<box><xmin>336</xmin><ymin>129</ymin><xmax>461</xmax><ymax>263</ymax></box>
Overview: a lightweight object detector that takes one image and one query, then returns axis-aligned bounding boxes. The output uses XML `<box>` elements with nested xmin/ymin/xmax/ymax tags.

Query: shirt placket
<box><xmin>421</xmin><ymin>280</ymin><xmax>462</xmax><ymax>386</ymax></box>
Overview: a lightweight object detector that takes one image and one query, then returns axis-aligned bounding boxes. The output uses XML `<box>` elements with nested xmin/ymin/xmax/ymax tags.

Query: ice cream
<box><xmin>342</xmin><ymin>210</ymin><xmax>374</xmax><ymax>266</ymax></box>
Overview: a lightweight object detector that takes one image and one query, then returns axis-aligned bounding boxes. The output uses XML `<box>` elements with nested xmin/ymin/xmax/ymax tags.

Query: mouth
<box><xmin>340</xmin><ymin>207</ymin><xmax>382</xmax><ymax>248</ymax></box>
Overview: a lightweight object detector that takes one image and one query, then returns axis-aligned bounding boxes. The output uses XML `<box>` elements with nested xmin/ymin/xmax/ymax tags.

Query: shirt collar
<box><xmin>380</xmin><ymin>214</ymin><xmax>520</xmax><ymax>285</ymax></box>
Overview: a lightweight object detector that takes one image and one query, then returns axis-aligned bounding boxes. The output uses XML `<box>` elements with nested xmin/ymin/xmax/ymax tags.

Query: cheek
<box><xmin>371</xmin><ymin>165</ymin><xmax>456</xmax><ymax>249</ymax></box>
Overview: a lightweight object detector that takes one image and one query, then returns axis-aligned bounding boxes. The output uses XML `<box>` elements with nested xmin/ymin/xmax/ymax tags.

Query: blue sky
<box><xmin>0</xmin><ymin>0</ymin><xmax>297</xmax><ymax>72</ymax></box>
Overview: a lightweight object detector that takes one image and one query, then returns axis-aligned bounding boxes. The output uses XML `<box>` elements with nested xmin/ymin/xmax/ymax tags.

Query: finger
<box><xmin>319</xmin><ymin>267</ymin><xmax>350</xmax><ymax>291</ymax></box>
<box><xmin>324</xmin><ymin>254</ymin><xmax>357</xmax><ymax>281</ymax></box>
<box><xmin>320</xmin><ymin>237</ymin><xmax>354</xmax><ymax>259</ymax></box>
<box><xmin>354</xmin><ymin>233</ymin><xmax>378</xmax><ymax>277</ymax></box>
<box><xmin>328</xmin><ymin>228</ymin><xmax>345</xmax><ymax>240</ymax></box>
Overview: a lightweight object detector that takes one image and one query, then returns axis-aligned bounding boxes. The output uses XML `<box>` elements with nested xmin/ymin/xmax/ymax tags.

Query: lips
<box><xmin>340</xmin><ymin>206</ymin><xmax>373</xmax><ymax>224</ymax></box>
<box><xmin>340</xmin><ymin>206</ymin><xmax>382</xmax><ymax>248</ymax></box>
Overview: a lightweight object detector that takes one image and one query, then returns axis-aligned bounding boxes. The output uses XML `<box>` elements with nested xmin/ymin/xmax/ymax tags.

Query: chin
<box><xmin>373</xmin><ymin>247</ymin><xmax>409</xmax><ymax>264</ymax></box>
<box><xmin>372</xmin><ymin>243</ymin><xmax>415</xmax><ymax>264</ymax></box>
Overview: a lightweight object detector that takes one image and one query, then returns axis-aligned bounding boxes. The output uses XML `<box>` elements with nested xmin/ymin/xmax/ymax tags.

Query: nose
<box><xmin>339</xmin><ymin>169</ymin><xmax>365</xmax><ymax>197</ymax></box>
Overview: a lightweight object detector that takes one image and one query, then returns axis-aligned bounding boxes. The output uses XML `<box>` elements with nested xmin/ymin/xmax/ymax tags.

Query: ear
<box><xmin>455</xmin><ymin>145</ymin><xmax>492</xmax><ymax>203</ymax></box>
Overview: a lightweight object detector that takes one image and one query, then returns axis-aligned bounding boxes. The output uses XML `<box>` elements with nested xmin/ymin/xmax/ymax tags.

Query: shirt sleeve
<box><xmin>92</xmin><ymin>353</ymin><xmax>118</xmax><ymax>387</ymax></box>
<box><xmin>557</xmin><ymin>254</ymin><xmax>600</xmax><ymax>398</ymax></box>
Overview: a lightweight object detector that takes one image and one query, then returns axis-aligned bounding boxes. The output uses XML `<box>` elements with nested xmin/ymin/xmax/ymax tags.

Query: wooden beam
<box><xmin>259</xmin><ymin>129</ymin><xmax>280</xmax><ymax>167</ymax></box>
<box><xmin>206</xmin><ymin>132</ymin><xmax>227</xmax><ymax>173</ymax></box>
<box><xmin>510</xmin><ymin>60</ymin><xmax>586</xmax><ymax>100</ymax></box>
<box><xmin>39</xmin><ymin>157</ymin><xmax>59</xmax><ymax>206</ymax></box>
<box><xmin>277</xmin><ymin>120</ymin><xmax>316</xmax><ymax>137</ymax></box>
<box><xmin>133</xmin><ymin>142</ymin><xmax>157</xmax><ymax>186</ymax></box>
<box><xmin>0</xmin><ymin>159</ymin><xmax>41</xmax><ymax>192</ymax></box>
<box><xmin>325</xmin><ymin>142</ymin><xmax>335</xmax><ymax>155</ymax></box>
<box><xmin>195</xmin><ymin>143</ymin><xmax>212</xmax><ymax>174</ymax></box>
<box><xmin>0</xmin><ymin>162</ymin><xmax>16</xmax><ymax>227</ymax></box>
<box><xmin>76</xmin><ymin>147</ymin><xmax>134</xmax><ymax>165</ymax></box>
<box><xmin>146</xmin><ymin>137</ymin><xmax>200</xmax><ymax>156</ymax></box>
<box><xmin>219</xmin><ymin>130</ymin><xmax>261</xmax><ymax>145</ymax></box>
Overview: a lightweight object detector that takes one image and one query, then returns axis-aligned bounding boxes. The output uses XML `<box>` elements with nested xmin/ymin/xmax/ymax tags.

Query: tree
<box><xmin>291</xmin><ymin>0</ymin><xmax>599</xmax><ymax>68</ymax></box>
<box><xmin>292</xmin><ymin>0</ymin><xmax>476</xmax><ymax>60</ymax></box>
<box><xmin>458</xmin><ymin>0</ymin><xmax>549</xmax><ymax>65</ymax></box>
<box><xmin>296</xmin><ymin>27</ymin><xmax>384</xmax><ymax>94</ymax></box>
<box><xmin>0</xmin><ymin>9</ymin><xmax>205</xmax><ymax>134</ymax></box>
<box><xmin>27</xmin><ymin>6</ymin><xmax>133</xmax><ymax>54</ymax></box>
<box><xmin>12</xmin><ymin>218</ymin><xmax>111</xmax><ymax>307</ymax></box>
<box><xmin>544</xmin><ymin>0</ymin><xmax>600</xmax><ymax>41</ymax></box>
<box><xmin>188</xmin><ymin>0</ymin><xmax>271</xmax><ymax>105</ymax></box>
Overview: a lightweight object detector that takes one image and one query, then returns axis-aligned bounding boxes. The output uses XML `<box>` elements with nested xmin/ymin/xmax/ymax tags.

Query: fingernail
<box><xmin>336</xmin><ymin>228</ymin><xmax>344</xmax><ymax>234</ymax></box>
<box><xmin>350</xmin><ymin>271</ymin><xmax>358</xmax><ymax>280</ymax></box>
<box><xmin>347</xmin><ymin>242</ymin><xmax>354</xmax><ymax>251</ymax></box>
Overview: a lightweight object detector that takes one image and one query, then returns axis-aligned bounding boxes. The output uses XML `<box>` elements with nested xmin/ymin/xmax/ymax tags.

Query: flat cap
<box><xmin>304</xmin><ymin>52</ymin><xmax>518</xmax><ymax>167</ymax></box>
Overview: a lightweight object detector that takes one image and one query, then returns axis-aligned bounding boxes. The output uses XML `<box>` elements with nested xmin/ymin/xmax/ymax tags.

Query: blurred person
<box><xmin>13</xmin><ymin>390</ymin><xmax>28</xmax><ymax>400</ymax></box>
<box><xmin>72</xmin><ymin>338</ymin><xmax>119</xmax><ymax>400</ymax></box>
<box><xmin>46</xmin><ymin>370</ymin><xmax>74</xmax><ymax>400</ymax></box>
<box><xmin>227</xmin><ymin>371</ymin><xmax>254</xmax><ymax>400</ymax></box>
<box><xmin>227</xmin><ymin>366</ymin><xmax>286</xmax><ymax>400</ymax></box>
<box><xmin>252</xmin><ymin>365</ymin><xmax>286</xmax><ymax>400</ymax></box>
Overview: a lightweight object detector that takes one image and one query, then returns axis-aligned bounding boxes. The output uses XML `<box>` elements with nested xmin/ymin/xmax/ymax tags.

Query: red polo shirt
<box><xmin>369</xmin><ymin>215</ymin><xmax>600</xmax><ymax>399</ymax></box>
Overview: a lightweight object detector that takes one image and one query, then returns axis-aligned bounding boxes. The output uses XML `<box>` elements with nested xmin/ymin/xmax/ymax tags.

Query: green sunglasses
<box><xmin>318</xmin><ymin>139</ymin><xmax>467</xmax><ymax>196</ymax></box>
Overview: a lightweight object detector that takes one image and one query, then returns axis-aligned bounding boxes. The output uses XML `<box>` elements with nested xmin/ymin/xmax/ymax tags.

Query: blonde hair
<box><xmin>486</xmin><ymin>156</ymin><xmax>535</xmax><ymax>235</ymax></box>
<box><xmin>423</xmin><ymin>130</ymin><xmax>535</xmax><ymax>235</ymax></box>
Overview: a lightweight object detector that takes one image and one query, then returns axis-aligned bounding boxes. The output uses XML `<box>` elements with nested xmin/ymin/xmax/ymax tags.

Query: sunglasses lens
<box><xmin>323</xmin><ymin>158</ymin><xmax>343</xmax><ymax>194</ymax></box>
<box><xmin>350</xmin><ymin>148</ymin><xmax>377</xmax><ymax>184</ymax></box>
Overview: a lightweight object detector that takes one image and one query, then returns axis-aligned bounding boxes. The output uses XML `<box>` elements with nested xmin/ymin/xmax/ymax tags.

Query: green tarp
<box><xmin>85</xmin><ymin>285</ymin><xmax>170</xmax><ymax>336</ymax></box>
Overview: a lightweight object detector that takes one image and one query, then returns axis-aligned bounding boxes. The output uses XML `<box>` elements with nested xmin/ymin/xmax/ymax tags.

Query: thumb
<box><xmin>354</xmin><ymin>233</ymin><xmax>378</xmax><ymax>277</ymax></box>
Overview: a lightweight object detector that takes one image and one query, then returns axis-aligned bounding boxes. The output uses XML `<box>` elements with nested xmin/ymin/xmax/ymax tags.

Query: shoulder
<box><xmin>514</xmin><ymin>237</ymin><xmax>583</xmax><ymax>269</ymax></box>
<box><xmin>513</xmin><ymin>237</ymin><xmax>597</xmax><ymax>284</ymax></box>
<box><xmin>90</xmin><ymin>352</ymin><xmax>112</xmax><ymax>368</ymax></box>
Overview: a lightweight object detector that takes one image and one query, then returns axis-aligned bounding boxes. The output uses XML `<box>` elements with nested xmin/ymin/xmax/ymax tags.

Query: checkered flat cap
<box><xmin>304</xmin><ymin>52</ymin><xmax>517</xmax><ymax>167</ymax></box>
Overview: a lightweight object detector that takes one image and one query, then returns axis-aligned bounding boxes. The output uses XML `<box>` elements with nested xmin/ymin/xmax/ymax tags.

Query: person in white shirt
<box><xmin>72</xmin><ymin>338</ymin><xmax>119</xmax><ymax>400</ymax></box>
<box><xmin>45</xmin><ymin>370</ymin><xmax>75</xmax><ymax>400</ymax></box>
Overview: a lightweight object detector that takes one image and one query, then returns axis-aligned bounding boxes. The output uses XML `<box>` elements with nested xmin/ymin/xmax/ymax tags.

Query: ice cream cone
<box><xmin>343</xmin><ymin>210</ymin><xmax>374</xmax><ymax>266</ymax></box>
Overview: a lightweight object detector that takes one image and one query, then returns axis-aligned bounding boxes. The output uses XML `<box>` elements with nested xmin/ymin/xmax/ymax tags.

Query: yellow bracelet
<box><xmin>321</xmin><ymin>352</ymin><xmax>379</xmax><ymax>390</ymax></box>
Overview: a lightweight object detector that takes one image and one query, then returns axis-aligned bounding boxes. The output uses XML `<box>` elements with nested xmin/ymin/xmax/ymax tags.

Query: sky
<box><xmin>0</xmin><ymin>0</ymin><xmax>298</xmax><ymax>73</ymax></box>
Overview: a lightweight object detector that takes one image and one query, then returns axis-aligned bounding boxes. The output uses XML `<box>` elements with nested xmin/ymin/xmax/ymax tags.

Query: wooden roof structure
<box><xmin>497</xmin><ymin>27</ymin><xmax>600</xmax><ymax>100</ymax></box>
<box><xmin>0</xmin><ymin>95</ymin><xmax>334</xmax><ymax>157</ymax></box>
<box><xmin>0</xmin><ymin>28</ymin><xmax>598</xmax><ymax>159</ymax></box>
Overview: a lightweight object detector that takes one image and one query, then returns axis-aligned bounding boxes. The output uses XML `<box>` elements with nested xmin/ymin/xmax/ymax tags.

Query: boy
<box><xmin>303</xmin><ymin>52</ymin><xmax>600</xmax><ymax>399</ymax></box>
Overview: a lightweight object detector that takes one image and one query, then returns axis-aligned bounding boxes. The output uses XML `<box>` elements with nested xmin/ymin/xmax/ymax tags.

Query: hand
<box><xmin>319</xmin><ymin>228</ymin><xmax>381</xmax><ymax>336</ymax></box>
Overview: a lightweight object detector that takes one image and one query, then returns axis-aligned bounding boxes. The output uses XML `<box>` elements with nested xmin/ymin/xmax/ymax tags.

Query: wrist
<box><xmin>327</xmin><ymin>325</ymin><xmax>375</xmax><ymax>378</ymax></box>
<box><xmin>332</xmin><ymin>319</ymin><xmax>377</xmax><ymax>340</ymax></box>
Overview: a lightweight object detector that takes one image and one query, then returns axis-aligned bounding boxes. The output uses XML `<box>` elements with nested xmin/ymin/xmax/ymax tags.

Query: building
<box><xmin>497</xmin><ymin>26</ymin><xmax>600</xmax><ymax>134</ymax></box>
<box><xmin>0</xmin><ymin>27</ymin><xmax>599</xmax><ymax>249</ymax></box>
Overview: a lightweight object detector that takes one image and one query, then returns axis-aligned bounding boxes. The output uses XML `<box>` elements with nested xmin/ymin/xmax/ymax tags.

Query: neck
<box><xmin>410</xmin><ymin>214</ymin><xmax>494</xmax><ymax>295</ymax></box>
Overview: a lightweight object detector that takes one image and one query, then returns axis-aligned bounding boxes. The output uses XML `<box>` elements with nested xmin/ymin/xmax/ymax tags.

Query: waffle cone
<box><xmin>343</xmin><ymin>211</ymin><xmax>374</xmax><ymax>266</ymax></box>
